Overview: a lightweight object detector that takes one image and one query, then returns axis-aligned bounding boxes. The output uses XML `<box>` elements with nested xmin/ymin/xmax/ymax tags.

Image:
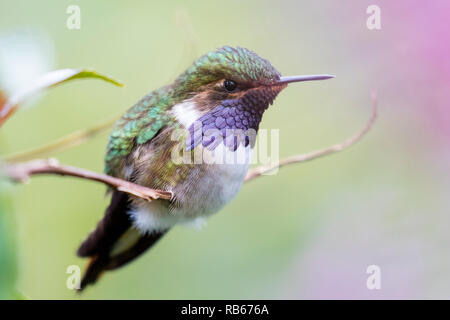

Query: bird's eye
<box><xmin>223</xmin><ymin>80</ymin><xmax>237</xmax><ymax>92</ymax></box>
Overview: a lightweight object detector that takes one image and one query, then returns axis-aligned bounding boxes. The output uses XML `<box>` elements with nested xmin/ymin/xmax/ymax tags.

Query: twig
<box><xmin>1</xmin><ymin>158</ymin><xmax>173</xmax><ymax>201</ymax></box>
<box><xmin>244</xmin><ymin>92</ymin><xmax>378</xmax><ymax>182</ymax></box>
<box><xmin>4</xmin><ymin>115</ymin><xmax>120</xmax><ymax>162</ymax></box>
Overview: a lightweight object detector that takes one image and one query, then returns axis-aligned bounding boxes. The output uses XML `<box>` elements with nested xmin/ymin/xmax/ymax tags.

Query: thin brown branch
<box><xmin>4</xmin><ymin>115</ymin><xmax>120</xmax><ymax>162</ymax></box>
<box><xmin>1</xmin><ymin>158</ymin><xmax>172</xmax><ymax>201</ymax></box>
<box><xmin>244</xmin><ymin>92</ymin><xmax>378</xmax><ymax>182</ymax></box>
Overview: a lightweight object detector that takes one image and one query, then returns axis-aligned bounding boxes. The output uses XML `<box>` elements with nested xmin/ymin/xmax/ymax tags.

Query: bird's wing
<box><xmin>104</xmin><ymin>88</ymin><xmax>174</xmax><ymax>177</ymax></box>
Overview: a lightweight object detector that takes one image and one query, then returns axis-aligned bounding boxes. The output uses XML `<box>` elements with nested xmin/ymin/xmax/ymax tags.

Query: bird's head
<box><xmin>171</xmin><ymin>46</ymin><xmax>334</xmax><ymax>150</ymax></box>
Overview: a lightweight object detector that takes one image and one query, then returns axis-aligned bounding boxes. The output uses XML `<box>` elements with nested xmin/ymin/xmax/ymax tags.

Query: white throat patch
<box><xmin>171</xmin><ymin>99</ymin><xmax>201</xmax><ymax>129</ymax></box>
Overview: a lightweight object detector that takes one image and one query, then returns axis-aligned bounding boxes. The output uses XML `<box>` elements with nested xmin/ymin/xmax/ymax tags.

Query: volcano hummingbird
<box><xmin>76</xmin><ymin>46</ymin><xmax>334</xmax><ymax>290</ymax></box>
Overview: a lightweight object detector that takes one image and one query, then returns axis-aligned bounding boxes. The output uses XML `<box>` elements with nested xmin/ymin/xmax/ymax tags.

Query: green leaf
<box><xmin>54</xmin><ymin>69</ymin><xmax>125</xmax><ymax>88</ymax></box>
<box><xmin>0</xmin><ymin>69</ymin><xmax>124</xmax><ymax>126</ymax></box>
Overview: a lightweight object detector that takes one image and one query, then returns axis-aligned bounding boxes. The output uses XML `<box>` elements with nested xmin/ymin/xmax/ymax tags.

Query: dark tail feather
<box><xmin>77</xmin><ymin>191</ymin><xmax>132</xmax><ymax>257</ymax></box>
<box><xmin>106</xmin><ymin>230</ymin><xmax>168</xmax><ymax>270</ymax></box>
<box><xmin>76</xmin><ymin>189</ymin><xmax>170</xmax><ymax>291</ymax></box>
<box><xmin>77</xmin><ymin>229</ymin><xmax>168</xmax><ymax>292</ymax></box>
<box><xmin>77</xmin><ymin>254</ymin><xmax>108</xmax><ymax>292</ymax></box>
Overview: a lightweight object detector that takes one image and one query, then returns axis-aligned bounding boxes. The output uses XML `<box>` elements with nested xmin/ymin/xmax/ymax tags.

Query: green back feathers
<box><xmin>105</xmin><ymin>87</ymin><xmax>174</xmax><ymax>175</ymax></box>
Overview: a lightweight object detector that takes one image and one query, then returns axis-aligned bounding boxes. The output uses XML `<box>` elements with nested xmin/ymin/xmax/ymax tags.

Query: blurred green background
<box><xmin>1</xmin><ymin>0</ymin><xmax>449</xmax><ymax>299</ymax></box>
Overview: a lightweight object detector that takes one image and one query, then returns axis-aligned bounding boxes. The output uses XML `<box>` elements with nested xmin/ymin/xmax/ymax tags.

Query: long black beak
<box><xmin>276</xmin><ymin>74</ymin><xmax>335</xmax><ymax>84</ymax></box>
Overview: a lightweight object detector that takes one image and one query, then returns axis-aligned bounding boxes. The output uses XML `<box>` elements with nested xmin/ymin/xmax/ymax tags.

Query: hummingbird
<box><xmin>76</xmin><ymin>46</ymin><xmax>334</xmax><ymax>291</ymax></box>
